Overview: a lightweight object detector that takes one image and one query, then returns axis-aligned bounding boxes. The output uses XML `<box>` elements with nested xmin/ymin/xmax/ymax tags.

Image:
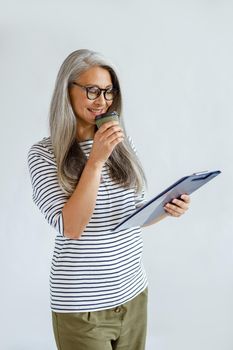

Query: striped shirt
<box><xmin>28</xmin><ymin>136</ymin><xmax>148</xmax><ymax>313</ymax></box>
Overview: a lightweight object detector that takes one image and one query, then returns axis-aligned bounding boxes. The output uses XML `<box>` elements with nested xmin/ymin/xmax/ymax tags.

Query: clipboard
<box><xmin>112</xmin><ymin>170</ymin><xmax>221</xmax><ymax>231</ymax></box>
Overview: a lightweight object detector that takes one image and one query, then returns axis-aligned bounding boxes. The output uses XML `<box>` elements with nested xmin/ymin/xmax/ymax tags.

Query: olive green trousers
<box><xmin>52</xmin><ymin>288</ymin><xmax>148</xmax><ymax>350</ymax></box>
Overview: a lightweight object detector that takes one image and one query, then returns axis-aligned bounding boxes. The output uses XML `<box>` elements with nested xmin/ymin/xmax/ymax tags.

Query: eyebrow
<box><xmin>83</xmin><ymin>84</ymin><xmax>113</xmax><ymax>89</ymax></box>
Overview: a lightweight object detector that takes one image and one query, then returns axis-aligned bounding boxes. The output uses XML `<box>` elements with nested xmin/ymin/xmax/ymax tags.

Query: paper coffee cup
<box><xmin>95</xmin><ymin>111</ymin><xmax>119</xmax><ymax>129</ymax></box>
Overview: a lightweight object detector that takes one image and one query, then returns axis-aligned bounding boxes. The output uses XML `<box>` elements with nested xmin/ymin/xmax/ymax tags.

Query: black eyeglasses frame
<box><xmin>72</xmin><ymin>82</ymin><xmax>117</xmax><ymax>101</ymax></box>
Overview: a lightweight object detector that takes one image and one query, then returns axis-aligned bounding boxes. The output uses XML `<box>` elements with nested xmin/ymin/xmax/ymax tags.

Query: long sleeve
<box><xmin>27</xmin><ymin>138</ymin><xmax>69</xmax><ymax>236</ymax></box>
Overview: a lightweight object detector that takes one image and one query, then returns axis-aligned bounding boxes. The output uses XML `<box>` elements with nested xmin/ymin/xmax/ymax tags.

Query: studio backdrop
<box><xmin>1</xmin><ymin>0</ymin><xmax>232</xmax><ymax>349</ymax></box>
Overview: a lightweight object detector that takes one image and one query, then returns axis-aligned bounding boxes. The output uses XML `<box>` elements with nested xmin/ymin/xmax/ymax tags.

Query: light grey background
<box><xmin>1</xmin><ymin>0</ymin><xmax>232</xmax><ymax>349</ymax></box>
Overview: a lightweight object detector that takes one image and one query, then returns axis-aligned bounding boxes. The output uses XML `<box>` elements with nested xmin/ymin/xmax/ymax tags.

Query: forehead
<box><xmin>78</xmin><ymin>66</ymin><xmax>112</xmax><ymax>86</ymax></box>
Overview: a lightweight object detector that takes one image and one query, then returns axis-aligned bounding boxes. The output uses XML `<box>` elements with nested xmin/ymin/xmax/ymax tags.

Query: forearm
<box><xmin>62</xmin><ymin>159</ymin><xmax>103</xmax><ymax>239</ymax></box>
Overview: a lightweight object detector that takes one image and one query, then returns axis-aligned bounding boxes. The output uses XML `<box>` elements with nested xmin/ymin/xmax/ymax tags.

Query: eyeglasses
<box><xmin>72</xmin><ymin>82</ymin><xmax>117</xmax><ymax>101</ymax></box>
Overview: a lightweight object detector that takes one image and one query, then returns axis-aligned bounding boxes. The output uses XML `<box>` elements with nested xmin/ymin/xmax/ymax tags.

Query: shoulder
<box><xmin>28</xmin><ymin>136</ymin><xmax>56</xmax><ymax>165</ymax></box>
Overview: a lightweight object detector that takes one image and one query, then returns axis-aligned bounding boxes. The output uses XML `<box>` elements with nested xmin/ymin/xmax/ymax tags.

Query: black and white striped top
<box><xmin>28</xmin><ymin>136</ymin><xmax>148</xmax><ymax>313</ymax></box>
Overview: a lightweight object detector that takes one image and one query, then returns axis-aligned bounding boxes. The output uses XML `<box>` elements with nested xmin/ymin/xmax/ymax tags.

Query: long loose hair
<box><xmin>49</xmin><ymin>49</ymin><xmax>146</xmax><ymax>196</ymax></box>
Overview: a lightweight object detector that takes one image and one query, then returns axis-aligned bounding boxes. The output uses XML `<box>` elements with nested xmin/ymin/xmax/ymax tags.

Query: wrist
<box><xmin>86</xmin><ymin>158</ymin><xmax>104</xmax><ymax>171</ymax></box>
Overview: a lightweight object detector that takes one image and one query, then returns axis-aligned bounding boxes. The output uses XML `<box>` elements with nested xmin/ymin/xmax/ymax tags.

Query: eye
<box><xmin>86</xmin><ymin>86</ymin><xmax>100</xmax><ymax>99</ymax></box>
<box><xmin>106</xmin><ymin>87</ymin><xmax>114</xmax><ymax>93</ymax></box>
<box><xmin>87</xmin><ymin>86</ymin><xmax>99</xmax><ymax>94</ymax></box>
<box><xmin>105</xmin><ymin>88</ymin><xmax>117</xmax><ymax>99</ymax></box>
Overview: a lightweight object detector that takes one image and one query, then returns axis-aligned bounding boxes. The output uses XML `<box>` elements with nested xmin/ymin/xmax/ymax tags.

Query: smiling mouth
<box><xmin>88</xmin><ymin>108</ymin><xmax>105</xmax><ymax>116</ymax></box>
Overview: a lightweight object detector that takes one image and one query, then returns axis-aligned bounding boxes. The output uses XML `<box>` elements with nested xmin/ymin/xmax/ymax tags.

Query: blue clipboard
<box><xmin>112</xmin><ymin>170</ymin><xmax>221</xmax><ymax>231</ymax></box>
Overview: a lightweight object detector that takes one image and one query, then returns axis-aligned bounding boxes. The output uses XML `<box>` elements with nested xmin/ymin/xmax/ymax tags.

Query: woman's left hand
<box><xmin>164</xmin><ymin>194</ymin><xmax>190</xmax><ymax>217</ymax></box>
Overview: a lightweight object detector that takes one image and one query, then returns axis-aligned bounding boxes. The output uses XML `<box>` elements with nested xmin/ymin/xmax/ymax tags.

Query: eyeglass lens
<box><xmin>87</xmin><ymin>86</ymin><xmax>115</xmax><ymax>100</ymax></box>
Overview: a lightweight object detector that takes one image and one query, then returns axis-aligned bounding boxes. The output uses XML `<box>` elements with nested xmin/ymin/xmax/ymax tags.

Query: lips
<box><xmin>88</xmin><ymin>108</ymin><xmax>105</xmax><ymax>116</ymax></box>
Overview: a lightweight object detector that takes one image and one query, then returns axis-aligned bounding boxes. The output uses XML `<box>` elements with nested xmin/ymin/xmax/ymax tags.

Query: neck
<box><xmin>76</xmin><ymin>125</ymin><xmax>95</xmax><ymax>141</ymax></box>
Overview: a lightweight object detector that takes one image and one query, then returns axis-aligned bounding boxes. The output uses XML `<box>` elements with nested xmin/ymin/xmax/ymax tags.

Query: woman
<box><xmin>28</xmin><ymin>49</ymin><xmax>190</xmax><ymax>350</ymax></box>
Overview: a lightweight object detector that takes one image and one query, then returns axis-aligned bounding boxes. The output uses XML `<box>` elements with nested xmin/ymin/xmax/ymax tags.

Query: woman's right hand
<box><xmin>88</xmin><ymin>121</ymin><xmax>124</xmax><ymax>167</ymax></box>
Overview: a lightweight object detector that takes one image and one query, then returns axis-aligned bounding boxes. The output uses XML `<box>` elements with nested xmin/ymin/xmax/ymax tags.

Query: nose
<box><xmin>94</xmin><ymin>92</ymin><xmax>107</xmax><ymax>106</ymax></box>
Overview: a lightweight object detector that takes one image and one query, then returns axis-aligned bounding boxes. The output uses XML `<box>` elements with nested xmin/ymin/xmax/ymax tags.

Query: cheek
<box><xmin>107</xmin><ymin>100</ymin><xmax>113</xmax><ymax>109</ymax></box>
<box><xmin>73</xmin><ymin>99</ymin><xmax>89</xmax><ymax>114</ymax></box>
<box><xmin>69</xmin><ymin>90</ymin><xmax>88</xmax><ymax>112</ymax></box>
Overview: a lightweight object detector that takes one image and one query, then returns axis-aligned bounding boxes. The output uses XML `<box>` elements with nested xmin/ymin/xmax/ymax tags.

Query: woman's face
<box><xmin>69</xmin><ymin>66</ymin><xmax>113</xmax><ymax>133</ymax></box>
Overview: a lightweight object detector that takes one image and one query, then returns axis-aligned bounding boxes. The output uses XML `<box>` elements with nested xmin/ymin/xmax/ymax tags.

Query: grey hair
<box><xmin>49</xmin><ymin>49</ymin><xmax>146</xmax><ymax>196</ymax></box>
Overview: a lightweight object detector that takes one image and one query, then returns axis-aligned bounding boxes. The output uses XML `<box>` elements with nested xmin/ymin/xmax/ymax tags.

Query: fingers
<box><xmin>105</xmin><ymin>126</ymin><xmax>124</xmax><ymax>140</ymax></box>
<box><xmin>97</xmin><ymin>121</ymin><xmax>124</xmax><ymax>144</ymax></box>
<box><xmin>110</xmin><ymin>135</ymin><xmax>125</xmax><ymax>148</ymax></box>
<box><xmin>164</xmin><ymin>194</ymin><xmax>191</xmax><ymax>217</ymax></box>
<box><xmin>180</xmin><ymin>194</ymin><xmax>190</xmax><ymax>204</ymax></box>
<box><xmin>98</xmin><ymin>121</ymin><xmax>119</xmax><ymax>134</ymax></box>
<box><xmin>164</xmin><ymin>202</ymin><xmax>184</xmax><ymax>217</ymax></box>
<box><xmin>91</xmin><ymin>120</ymin><xmax>124</xmax><ymax>165</ymax></box>
<box><xmin>108</xmin><ymin>131</ymin><xmax>124</xmax><ymax>144</ymax></box>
